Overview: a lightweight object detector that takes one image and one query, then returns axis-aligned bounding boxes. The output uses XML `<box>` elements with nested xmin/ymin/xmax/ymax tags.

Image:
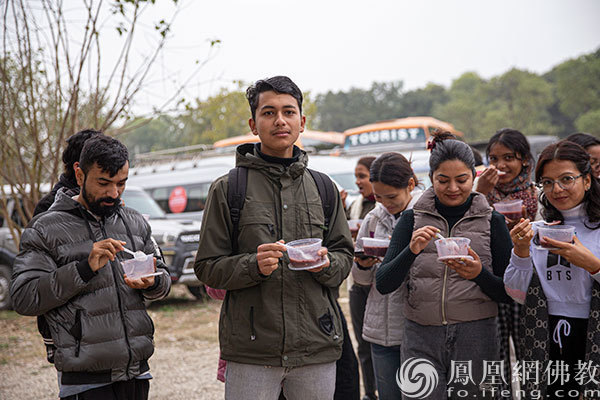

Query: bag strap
<box><xmin>227</xmin><ymin>166</ymin><xmax>248</xmax><ymax>253</ymax></box>
<box><xmin>308</xmin><ymin>168</ymin><xmax>335</xmax><ymax>231</ymax></box>
<box><xmin>227</xmin><ymin>166</ymin><xmax>336</xmax><ymax>252</ymax></box>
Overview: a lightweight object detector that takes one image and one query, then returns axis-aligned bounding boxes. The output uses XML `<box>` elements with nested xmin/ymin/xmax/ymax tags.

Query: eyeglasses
<box><xmin>537</xmin><ymin>174</ymin><xmax>583</xmax><ymax>192</ymax></box>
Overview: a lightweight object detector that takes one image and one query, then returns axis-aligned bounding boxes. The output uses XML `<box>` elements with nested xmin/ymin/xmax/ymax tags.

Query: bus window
<box><xmin>150</xmin><ymin>187</ymin><xmax>170</xmax><ymax>213</ymax></box>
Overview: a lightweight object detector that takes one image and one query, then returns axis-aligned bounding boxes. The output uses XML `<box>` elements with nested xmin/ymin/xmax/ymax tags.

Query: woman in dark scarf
<box><xmin>476</xmin><ymin>128</ymin><xmax>538</xmax><ymax>398</ymax></box>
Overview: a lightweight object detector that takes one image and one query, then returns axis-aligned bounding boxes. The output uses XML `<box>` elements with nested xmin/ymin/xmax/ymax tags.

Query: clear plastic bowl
<box><xmin>537</xmin><ymin>225</ymin><xmax>575</xmax><ymax>250</ymax></box>
<box><xmin>347</xmin><ymin>219</ymin><xmax>363</xmax><ymax>234</ymax></box>
<box><xmin>122</xmin><ymin>254</ymin><xmax>155</xmax><ymax>278</ymax></box>
<box><xmin>286</xmin><ymin>238</ymin><xmax>326</xmax><ymax>270</ymax></box>
<box><xmin>362</xmin><ymin>237</ymin><xmax>390</xmax><ymax>257</ymax></box>
<box><xmin>435</xmin><ymin>237</ymin><xmax>471</xmax><ymax>261</ymax></box>
<box><xmin>493</xmin><ymin>199</ymin><xmax>523</xmax><ymax>220</ymax></box>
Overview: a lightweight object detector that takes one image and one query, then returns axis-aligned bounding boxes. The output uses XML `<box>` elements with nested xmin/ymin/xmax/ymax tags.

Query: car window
<box><xmin>121</xmin><ymin>190</ymin><xmax>166</xmax><ymax>219</ymax></box>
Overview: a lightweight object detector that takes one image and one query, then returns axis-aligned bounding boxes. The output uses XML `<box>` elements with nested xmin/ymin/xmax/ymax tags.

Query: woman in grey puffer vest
<box><xmin>352</xmin><ymin>153</ymin><xmax>422</xmax><ymax>400</ymax></box>
<box><xmin>376</xmin><ymin>132</ymin><xmax>513</xmax><ymax>400</ymax></box>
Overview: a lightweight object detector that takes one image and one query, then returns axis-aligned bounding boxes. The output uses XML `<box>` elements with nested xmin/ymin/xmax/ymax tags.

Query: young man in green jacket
<box><xmin>194</xmin><ymin>76</ymin><xmax>354</xmax><ymax>399</ymax></box>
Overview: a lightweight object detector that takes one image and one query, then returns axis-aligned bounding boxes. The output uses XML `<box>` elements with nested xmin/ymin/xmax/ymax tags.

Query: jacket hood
<box><xmin>49</xmin><ymin>187</ymin><xmax>84</xmax><ymax>213</ymax></box>
<box><xmin>235</xmin><ymin>143</ymin><xmax>308</xmax><ymax>180</ymax></box>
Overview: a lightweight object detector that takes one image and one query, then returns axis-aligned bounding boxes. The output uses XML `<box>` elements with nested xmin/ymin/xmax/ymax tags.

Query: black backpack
<box><xmin>227</xmin><ymin>166</ymin><xmax>336</xmax><ymax>253</ymax></box>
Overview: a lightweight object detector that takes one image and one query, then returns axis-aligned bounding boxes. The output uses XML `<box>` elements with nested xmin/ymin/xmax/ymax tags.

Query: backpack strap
<box><xmin>227</xmin><ymin>166</ymin><xmax>248</xmax><ymax>253</ymax></box>
<box><xmin>227</xmin><ymin>166</ymin><xmax>336</xmax><ymax>252</ymax></box>
<box><xmin>308</xmin><ymin>168</ymin><xmax>336</xmax><ymax>231</ymax></box>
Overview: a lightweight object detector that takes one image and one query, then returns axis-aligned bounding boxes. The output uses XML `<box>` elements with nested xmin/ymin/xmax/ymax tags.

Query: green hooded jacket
<box><xmin>194</xmin><ymin>144</ymin><xmax>354</xmax><ymax>367</ymax></box>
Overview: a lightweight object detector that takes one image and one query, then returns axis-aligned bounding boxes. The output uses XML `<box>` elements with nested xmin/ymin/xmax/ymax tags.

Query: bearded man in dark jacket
<box><xmin>11</xmin><ymin>135</ymin><xmax>170</xmax><ymax>400</ymax></box>
<box><xmin>33</xmin><ymin>128</ymin><xmax>103</xmax><ymax>365</ymax></box>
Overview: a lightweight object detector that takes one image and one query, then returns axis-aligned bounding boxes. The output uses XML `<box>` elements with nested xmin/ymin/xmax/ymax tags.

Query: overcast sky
<box><xmin>120</xmin><ymin>0</ymin><xmax>600</xmax><ymax>113</ymax></box>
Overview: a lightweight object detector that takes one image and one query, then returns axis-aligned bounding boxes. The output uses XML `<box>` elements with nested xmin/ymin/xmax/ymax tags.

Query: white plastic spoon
<box><xmin>122</xmin><ymin>247</ymin><xmax>146</xmax><ymax>260</ymax></box>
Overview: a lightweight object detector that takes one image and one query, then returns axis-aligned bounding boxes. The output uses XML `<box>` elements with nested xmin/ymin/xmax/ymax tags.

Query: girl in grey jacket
<box><xmin>351</xmin><ymin>152</ymin><xmax>422</xmax><ymax>399</ymax></box>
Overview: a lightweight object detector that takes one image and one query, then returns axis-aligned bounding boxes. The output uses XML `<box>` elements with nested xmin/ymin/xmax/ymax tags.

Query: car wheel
<box><xmin>0</xmin><ymin>265</ymin><xmax>12</xmax><ymax>310</ymax></box>
<box><xmin>186</xmin><ymin>285</ymin><xmax>208</xmax><ymax>301</ymax></box>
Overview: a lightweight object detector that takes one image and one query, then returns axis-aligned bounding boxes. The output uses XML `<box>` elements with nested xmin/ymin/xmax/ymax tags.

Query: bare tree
<box><xmin>0</xmin><ymin>0</ymin><xmax>207</xmax><ymax>247</ymax></box>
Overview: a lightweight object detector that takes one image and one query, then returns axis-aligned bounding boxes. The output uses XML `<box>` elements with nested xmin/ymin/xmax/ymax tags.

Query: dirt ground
<box><xmin>0</xmin><ymin>285</ymin><xmax>353</xmax><ymax>400</ymax></box>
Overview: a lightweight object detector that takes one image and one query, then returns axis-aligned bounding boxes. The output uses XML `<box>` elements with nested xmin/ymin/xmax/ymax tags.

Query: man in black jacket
<box><xmin>33</xmin><ymin>129</ymin><xmax>103</xmax><ymax>365</ymax></box>
<box><xmin>11</xmin><ymin>135</ymin><xmax>170</xmax><ymax>400</ymax></box>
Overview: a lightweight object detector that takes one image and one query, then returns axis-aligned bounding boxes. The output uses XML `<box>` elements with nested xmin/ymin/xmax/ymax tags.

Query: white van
<box><xmin>128</xmin><ymin>153</ymin><xmax>361</xmax><ymax>220</ymax></box>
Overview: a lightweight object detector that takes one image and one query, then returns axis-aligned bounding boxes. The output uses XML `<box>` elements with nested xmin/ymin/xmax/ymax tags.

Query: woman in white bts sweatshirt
<box><xmin>504</xmin><ymin>140</ymin><xmax>600</xmax><ymax>400</ymax></box>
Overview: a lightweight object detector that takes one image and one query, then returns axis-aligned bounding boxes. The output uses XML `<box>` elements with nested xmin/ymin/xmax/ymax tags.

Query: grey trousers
<box><xmin>225</xmin><ymin>361</ymin><xmax>336</xmax><ymax>400</ymax></box>
<box><xmin>401</xmin><ymin>317</ymin><xmax>499</xmax><ymax>400</ymax></box>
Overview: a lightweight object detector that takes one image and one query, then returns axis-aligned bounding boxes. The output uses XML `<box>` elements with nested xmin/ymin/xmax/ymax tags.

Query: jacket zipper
<box><xmin>74</xmin><ymin>309</ymin><xmax>81</xmax><ymax>357</ymax></box>
<box><xmin>276</xmin><ymin>183</ymin><xmax>287</xmax><ymax>358</ymax></box>
<box><xmin>101</xmin><ymin>221</ymin><xmax>133</xmax><ymax>380</ymax></box>
<box><xmin>250</xmin><ymin>306</ymin><xmax>256</xmax><ymax>341</ymax></box>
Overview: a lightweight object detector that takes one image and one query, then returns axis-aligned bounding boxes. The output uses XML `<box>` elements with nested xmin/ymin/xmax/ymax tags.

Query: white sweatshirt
<box><xmin>504</xmin><ymin>204</ymin><xmax>600</xmax><ymax>318</ymax></box>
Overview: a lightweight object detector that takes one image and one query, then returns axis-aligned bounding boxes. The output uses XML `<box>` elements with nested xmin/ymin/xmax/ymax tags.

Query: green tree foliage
<box><xmin>308</xmin><ymin>49</ymin><xmax>599</xmax><ymax>140</ymax></box>
<box><xmin>434</xmin><ymin>69</ymin><xmax>555</xmax><ymax>140</ymax></box>
<box><xmin>433</xmin><ymin>72</ymin><xmax>488</xmax><ymax>139</ymax></box>
<box><xmin>312</xmin><ymin>81</ymin><xmax>405</xmax><ymax>132</ymax></box>
<box><xmin>179</xmin><ymin>86</ymin><xmax>250</xmax><ymax>144</ymax></box>
<box><xmin>400</xmin><ymin>83</ymin><xmax>449</xmax><ymax>117</ymax></box>
<box><xmin>121</xmin><ymin>116</ymin><xmax>186</xmax><ymax>155</ymax></box>
<box><xmin>575</xmin><ymin>109</ymin><xmax>600</xmax><ymax>136</ymax></box>
<box><xmin>481</xmin><ymin>69</ymin><xmax>555</xmax><ymax>137</ymax></box>
<box><xmin>551</xmin><ymin>50</ymin><xmax>600</xmax><ymax>121</ymax></box>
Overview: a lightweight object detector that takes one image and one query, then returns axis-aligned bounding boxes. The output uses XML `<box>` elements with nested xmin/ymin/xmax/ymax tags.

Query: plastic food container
<box><xmin>121</xmin><ymin>254</ymin><xmax>158</xmax><ymax>279</ymax></box>
<box><xmin>347</xmin><ymin>219</ymin><xmax>363</xmax><ymax>235</ymax></box>
<box><xmin>286</xmin><ymin>238</ymin><xmax>326</xmax><ymax>270</ymax></box>
<box><xmin>493</xmin><ymin>199</ymin><xmax>523</xmax><ymax>220</ymax></box>
<box><xmin>435</xmin><ymin>237</ymin><xmax>472</xmax><ymax>261</ymax></box>
<box><xmin>537</xmin><ymin>225</ymin><xmax>575</xmax><ymax>250</ymax></box>
<box><xmin>362</xmin><ymin>238</ymin><xmax>390</xmax><ymax>257</ymax></box>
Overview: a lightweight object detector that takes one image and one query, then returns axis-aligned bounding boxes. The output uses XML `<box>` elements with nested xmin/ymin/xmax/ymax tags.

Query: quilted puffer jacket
<box><xmin>10</xmin><ymin>188</ymin><xmax>170</xmax><ymax>384</ymax></box>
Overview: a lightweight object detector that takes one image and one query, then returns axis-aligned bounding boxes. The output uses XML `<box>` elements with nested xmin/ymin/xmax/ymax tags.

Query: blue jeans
<box><xmin>370</xmin><ymin>343</ymin><xmax>401</xmax><ymax>400</ymax></box>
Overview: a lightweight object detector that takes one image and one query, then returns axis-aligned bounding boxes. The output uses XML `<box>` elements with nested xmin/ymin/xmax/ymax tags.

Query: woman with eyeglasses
<box><xmin>475</xmin><ymin>128</ymin><xmax>538</xmax><ymax>397</ymax></box>
<box><xmin>504</xmin><ymin>140</ymin><xmax>600</xmax><ymax>399</ymax></box>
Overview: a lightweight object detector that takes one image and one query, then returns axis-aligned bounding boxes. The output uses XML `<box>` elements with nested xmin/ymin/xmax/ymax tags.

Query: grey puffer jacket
<box><xmin>10</xmin><ymin>189</ymin><xmax>170</xmax><ymax>384</ymax></box>
<box><xmin>352</xmin><ymin>192</ymin><xmax>421</xmax><ymax>347</ymax></box>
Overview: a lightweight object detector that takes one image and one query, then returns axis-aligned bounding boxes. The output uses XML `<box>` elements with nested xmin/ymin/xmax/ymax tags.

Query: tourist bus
<box><xmin>341</xmin><ymin>116</ymin><xmax>463</xmax><ymax>154</ymax></box>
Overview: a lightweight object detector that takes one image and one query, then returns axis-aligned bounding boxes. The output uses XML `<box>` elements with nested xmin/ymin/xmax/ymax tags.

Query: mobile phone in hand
<box><xmin>355</xmin><ymin>251</ymin><xmax>376</xmax><ymax>260</ymax></box>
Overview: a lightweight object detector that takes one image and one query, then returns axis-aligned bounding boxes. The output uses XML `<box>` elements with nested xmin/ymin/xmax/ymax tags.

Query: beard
<box><xmin>82</xmin><ymin>177</ymin><xmax>121</xmax><ymax>218</ymax></box>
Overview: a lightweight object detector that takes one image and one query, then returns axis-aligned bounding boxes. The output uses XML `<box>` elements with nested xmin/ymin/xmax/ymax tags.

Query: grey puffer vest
<box><xmin>11</xmin><ymin>189</ymin><xmax>170</xmax><ymax>384</ymax></box>
<box><xmin>352</xmin><ymin>204</ymin><xmax>405</xmax><ymax>346</ymax></box>
<box><xmin>404</xmin><ymin>188</ymin><xmax>497</xmax><ymax>326</ymax></box>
